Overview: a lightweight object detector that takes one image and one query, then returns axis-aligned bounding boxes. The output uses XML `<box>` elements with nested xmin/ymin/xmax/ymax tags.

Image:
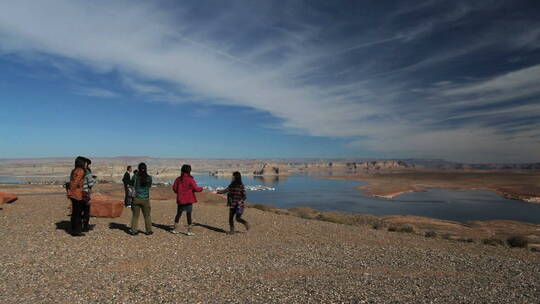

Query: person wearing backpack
<box><xmin>67</xmin><ymin>156</ymin><xmax>87</xmax><ymax>236</ymax></box>
<box><xmin>129</xmin><ymin>163</ymin><xmax>153</xmax><ymax>236</ymax></box>
<box><xmin>81</xmin><ymin>157</ymin><xmax>96</xmax><ymax>232</ymax></box>
<box><xmin>171</xmin><ymin>164</ymin><xmax>203</xmax><ymax>236</ymax></box>
<box><xmin>215</xmin><ymin>171</ymin><xmax>250</xmax><ymax>234</ymax></box>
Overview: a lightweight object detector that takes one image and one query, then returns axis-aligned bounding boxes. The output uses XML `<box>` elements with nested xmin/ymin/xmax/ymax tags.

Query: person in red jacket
<box><xmin>171</xmin><ymin>164</ymin><xmax>203</xmax><ymax>236</ymax></box>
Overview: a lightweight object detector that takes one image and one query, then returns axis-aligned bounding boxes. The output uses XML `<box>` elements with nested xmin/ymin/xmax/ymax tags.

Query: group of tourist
<box><xmin>66</xmin><ymin>157</ymin><xmax>250</xmax><ymax>237</ymax></box>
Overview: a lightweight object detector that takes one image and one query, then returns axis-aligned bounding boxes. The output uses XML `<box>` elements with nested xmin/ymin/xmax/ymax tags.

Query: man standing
<box><xmin>122</xmin><ymin>166</ymin><xmax>133</xmax><ymax>207</ymax></box>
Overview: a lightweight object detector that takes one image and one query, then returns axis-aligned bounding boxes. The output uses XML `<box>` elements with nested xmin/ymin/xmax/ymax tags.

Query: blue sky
<box><xmin>1</xmin><ymin>0</ymin><xmax>539</xmax><ymax>162</ymax></box>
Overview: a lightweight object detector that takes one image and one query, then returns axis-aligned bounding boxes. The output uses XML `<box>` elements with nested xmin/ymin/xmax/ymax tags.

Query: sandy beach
<box><xmin>0</xmin><ymin>184</ymin><xmax>539</xmax><ymax>303</ymax></box>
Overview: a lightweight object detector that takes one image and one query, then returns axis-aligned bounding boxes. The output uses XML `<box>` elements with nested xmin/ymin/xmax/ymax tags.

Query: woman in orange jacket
<box><xmin>67</xmin><ymin>156</ymin><xmax>87</xmax><ymax>236</ymax></box>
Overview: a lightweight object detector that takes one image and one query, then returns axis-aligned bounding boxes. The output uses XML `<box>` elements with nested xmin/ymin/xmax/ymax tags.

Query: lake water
<box><xmin>188</xmin><ymin>174</ymin><xmax>540</xmax><ymax>224</ymax></box>
<box><xmin>0</xmin><ymin>176</ymin><xmax>25</xmax><ymax>184</ymax></box>
<box><xmin>2</xmin><ymin>173</ymin><xmax>540</xmax><ymax>224</ymax></box>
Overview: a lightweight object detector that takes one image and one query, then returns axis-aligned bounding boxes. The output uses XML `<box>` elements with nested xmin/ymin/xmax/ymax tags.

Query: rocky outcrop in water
<box><xmin>253</xmin><ymin>163</ymin><xmax>288</xmax><ymax>176</ymax></box>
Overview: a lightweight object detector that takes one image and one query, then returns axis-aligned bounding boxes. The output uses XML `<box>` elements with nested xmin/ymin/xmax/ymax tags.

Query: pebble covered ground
<box><xmin>0</xmin><ymin>192</ymin><xmax>539</xmax><ymax>303</ymax></box>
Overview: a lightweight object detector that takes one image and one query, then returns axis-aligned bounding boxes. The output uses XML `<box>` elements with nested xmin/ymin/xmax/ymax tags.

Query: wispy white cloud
<box><xmin>75</xmin><ymin>87</ymin><xmax>120</xmax><ymax>98</ymax></box>
<box><xmin>0</xmin><ymin>0</ymin><xmax>539</xmax><ymax>162</ymax></box>
<box><xmin>440</xmin><ymin>64</ymin><xmax>540</xmax><ymax>108</ymax></box>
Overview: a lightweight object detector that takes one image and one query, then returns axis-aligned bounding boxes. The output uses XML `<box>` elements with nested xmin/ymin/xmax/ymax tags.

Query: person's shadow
<box><xmin>55</xmin><ymin>221</ymin><xmax>95</xmax><ymax>235</ymax></box>
<box><xmin>193</xmin><ymin>222</ymin><xmax>227</xmax><ymax>233</ymax></box>
<box><xmin>151</xmin><ymin>222</ymin><xmax>227</xmax><ymax>233</ymax></box>
<box><xmin>109</xmin><ymin>222</ymin><xmax>132</xmax><ymax>235</ymax></box>
<box><xmin>152</xmin><ymin>223</ymin><xmax>173</xmax><ymax>232</ymax></box>
<box><xmin>55</xmin><ymin>220</ymin><xmax>72</xmax><ymax>235</ymax></box>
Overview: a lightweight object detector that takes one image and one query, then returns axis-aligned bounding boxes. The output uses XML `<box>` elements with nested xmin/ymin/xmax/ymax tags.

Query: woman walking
<box><xmin>130</xmin><ymin>163</ymin><xmax>153</xmax><ymax>236</ymax></box>
<box><xmin>172</xmin><ymin>164</ymin><xmax>203</xmax><ymax>236</ymax></box>
<box><xmin>67</xmin><ymin>156</ymin><xmax>87</xmax><ymax>236</ymax></box>
<box><xmin>215</xmin><ymin>171</ymin><xmax>250</xmax><ymax>234</ymax></box>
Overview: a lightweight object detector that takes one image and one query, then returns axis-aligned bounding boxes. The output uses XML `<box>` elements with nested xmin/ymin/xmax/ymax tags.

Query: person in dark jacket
<box><xmin>122</xmin><ymin>166</ymin><xmax>133</xmax><ymax>207</ymax></box>
<box><xmin>67</xmin><ymin>156</ymin><xmax>87</xmax><ymax>236</ymax></box>
<box><xmin>215</xmin><ymin>171</ymin><xmax>250</xmax><ymax>234</ymax></box>
<box><xmin>129</xmin><ymin>163</ymin><xmax>153</xmax><ymax>236</ymax></box>
<box><xmin>81</xmin><ymin>157</ymin><xmax>96</xmax><ymax>232</ymax></box>
<box><xmin>171</xmin><ymin>164</ymin><xmax>203</xmax><ymax>236</ymax></box>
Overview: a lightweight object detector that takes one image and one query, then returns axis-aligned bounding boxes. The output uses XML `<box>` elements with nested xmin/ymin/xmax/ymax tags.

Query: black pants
<box><xmin>82</xmin><ymin>201</ymin><xmax>90</xmax><ymax>230</ymax></box>
<box><xmin>229</xmin><ymin>208</ymin><xmax>247</xmax><ymax>227</ymax></box>
<box><xmin>175</xmin><ymin>204</ymin><xmax>192</xmax><ymax>225</ymax></box>
<box><xmin>70</xmin><ymin>198</ymin><xmax>86</xmax><ymax>235</ymax></box>
<box><xmin>124</xmin><ymin>186</ymin><xmax>132</xmax><ymax>206</ymax></box>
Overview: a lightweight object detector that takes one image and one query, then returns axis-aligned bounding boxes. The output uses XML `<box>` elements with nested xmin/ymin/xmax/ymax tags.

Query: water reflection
<box><xmin>252</xmin><ymin>175</ymin><xmax>287</xmax><ymax>185</ymax></box>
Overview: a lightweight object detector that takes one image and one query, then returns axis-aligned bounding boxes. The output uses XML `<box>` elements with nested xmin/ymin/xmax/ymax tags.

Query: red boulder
<box><xmin>0</xmin><ymin>192</ymin><xmax>18</xmax><ymax>204</ymax></box>
<box><xmin>90</xmin><ymin>198</ymin><xmax>124</xmax><ymax>218</ymax></box>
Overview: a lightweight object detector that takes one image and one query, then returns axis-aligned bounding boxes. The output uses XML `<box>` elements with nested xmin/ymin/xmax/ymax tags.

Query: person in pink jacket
<box><xmin>171</xmin><ymin>164</ymin><xmax>203</xmax><ymax>236</ymax></box>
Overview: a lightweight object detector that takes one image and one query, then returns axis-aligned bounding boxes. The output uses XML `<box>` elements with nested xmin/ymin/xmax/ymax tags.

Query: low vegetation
<box><xmin>506</xmin><ymin>236</ymin><xmax>529</xmax><ymax>248</ymax></box>
<box><xmin>388</xmin><ymin>225</ymin><xmax>415</xmax><ymax>233</ymax></box>
<box><xmin>317</xmin><ymin>214</ymin><xmax>349</xmax><ymax>225</ymax></box>
<box><xmin>483</xmin><ymin>238</ymin><xmax>505</xmax><ymax>246</ymax></box>
<box><xmin>425</xmin><ymin>231</ymin><xmax>437</xmax><ymax>238</ymax></box>
<box><xmin>244</xmin><ymin>196</ymin><xmax>536</xmax><ymax>252</ymax></box>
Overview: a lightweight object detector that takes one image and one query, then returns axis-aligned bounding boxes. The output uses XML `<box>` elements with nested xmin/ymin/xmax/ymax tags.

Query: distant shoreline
<box><xmin>325</xmin><ymin>172</ymin><xmax>540</xmax><ymax>204</ymax></box>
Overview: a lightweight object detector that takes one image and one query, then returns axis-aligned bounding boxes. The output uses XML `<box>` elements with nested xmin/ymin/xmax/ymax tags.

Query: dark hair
<box><xmin>180</xmin><ymin>164</ymin><xmax>191</xmax><ymax>181</ymax></box>
<box><xmin>229</xmin><ymin>171</ymin><xmax>243</xmax><ymax>187</ymax></box>
<box><xmin>74</xmin><ymin>156</ymin><xmax>86</xmax><ymax>169</ymax></box>
<box><xmin>83</xmin><ymin>157</ymin><xmax>92</xmax><ymax>173</ymax></box>
<box><xmin>127</xmin><ymin>165</ymin><xmax>132</xmax><ymax>170</ymax></box>
<box><xmin>137</xmin><ymin>163</ymin><xmax>150</xmax><ymax>187</ymax></box>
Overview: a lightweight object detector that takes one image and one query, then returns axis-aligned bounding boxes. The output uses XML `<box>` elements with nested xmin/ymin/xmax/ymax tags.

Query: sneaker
<box><xmin>186</xmin><ymin>225</ymin><xmax>194</xmax><ymax>236</ymax></box>
<box><xmin>126</xmin><ymin>205</ymin><xmax>131</xmax><ymax>208</ymax></box>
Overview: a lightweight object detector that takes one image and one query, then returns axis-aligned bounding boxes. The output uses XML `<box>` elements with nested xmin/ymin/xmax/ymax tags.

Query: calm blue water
<box><xmin>188</xmin><ymin>174</ymin><xmax>540</xmax><ymax>224</ymax></box>
<box><xmin>0</xmin><ymin>176</ymin><xmax>24</xmax><ymax>184</ymax></box>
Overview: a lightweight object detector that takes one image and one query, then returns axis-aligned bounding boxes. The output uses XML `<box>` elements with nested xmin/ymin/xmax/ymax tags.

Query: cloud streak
<box><xmin>0</xmin><ymin>0</ymin><xmax>539</xmax><ymax>162</ymax></box>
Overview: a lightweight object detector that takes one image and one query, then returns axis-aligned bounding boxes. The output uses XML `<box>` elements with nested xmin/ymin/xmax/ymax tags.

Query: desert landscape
<box><xmin>0</xmin><ymin>182</ymin><xmax>539</xmax><ymax>303</ymax></box>
<box><xmin>3</xmin><ymin>1</ymin><xmax>540</xmax><ymax>303</ymax></box>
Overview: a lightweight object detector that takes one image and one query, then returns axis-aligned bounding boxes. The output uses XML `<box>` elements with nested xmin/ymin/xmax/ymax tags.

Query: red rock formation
<box><xmin>0</xmin><ymin>192</ymin><xmax>18</xmax><ymax>204</ymax></box>
<box><xmin>253</xmin><ymin>163</ymin><xmax>288</xmax><ymax>176</ymax></box>
<box><xmin>90</xmin><ymin>198</ymin><xmax>124</xmax><ymax>218</ymax></box>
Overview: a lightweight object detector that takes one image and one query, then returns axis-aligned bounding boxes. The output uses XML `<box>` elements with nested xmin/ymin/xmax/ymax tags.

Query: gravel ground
<box><xmin>0</xmin><ymin>193</ymin><xmax>539</xmax><ymax>303</ymax></box>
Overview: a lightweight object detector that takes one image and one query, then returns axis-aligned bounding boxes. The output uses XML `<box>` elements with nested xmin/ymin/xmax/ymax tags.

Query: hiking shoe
<box><xmin>186</xmin><ymin>225</ymin><xmax>194</xmax><ymax>236</ymax></box>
